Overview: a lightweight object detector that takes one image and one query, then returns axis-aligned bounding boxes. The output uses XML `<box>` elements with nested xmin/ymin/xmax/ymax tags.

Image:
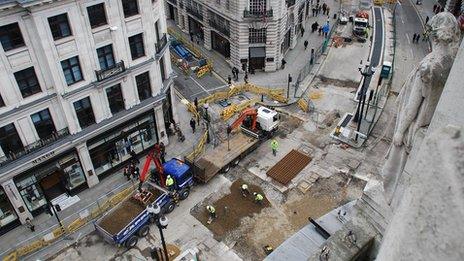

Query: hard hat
<box><xmin>253</xmin><ymin>192</ymin><xmax>257</xmax><ymax>196</ymax></box>
<box><xmin>167</xmin><ymin>175</ymin><xmax>171</xmax><ymax>178</ymax></box>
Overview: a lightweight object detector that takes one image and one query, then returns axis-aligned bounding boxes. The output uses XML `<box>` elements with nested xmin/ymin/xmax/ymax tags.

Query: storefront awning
<box><xmin>249</xmin><ymin>47</ymin><xmax>266</xmax><ymax>58</ymax></box>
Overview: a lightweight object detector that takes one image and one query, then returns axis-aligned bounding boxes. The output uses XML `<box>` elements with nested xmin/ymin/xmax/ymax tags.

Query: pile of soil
<box><xmin>98</xmin><ymin>189</ymin><xmax>162</xmax><ymax>235</ymax></box>
<box><xmin>192</xmin><ymin>178</ymin><xmax>270</xmax><ymax>239</ymax></box>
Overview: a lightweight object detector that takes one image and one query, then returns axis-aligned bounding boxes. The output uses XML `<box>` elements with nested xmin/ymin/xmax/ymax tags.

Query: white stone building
<box><xmin>0</xmin><ymin>0</ymin><xmax>174</xmax><ymax>234</ymax></box>
<box><xmin>165</xmin><ymin>0</ymin><xmax>310</xmax><ymax>72</ymax></box>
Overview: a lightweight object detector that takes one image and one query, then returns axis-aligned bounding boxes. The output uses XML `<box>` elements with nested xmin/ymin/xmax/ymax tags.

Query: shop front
<box><xmin>87</xmin><ymin>112</ymin><xmax>158</xmax><ymax>177</ymax></box>
<box><xmin>211</xmin><ymin>31</ymin><xmax>230</xmax><ymax>58</ymax></box>
<box><xmin>188</xmin><ymin>17</ymin><xmax>204</xmax><ymax>44</ymax></box>
<box><xmin>0</xmin><ymin>187</ymin><xmax>20</xmax><ymax>235</ymax></box>
<box><xmin>14</xmin><ymin>151</ymin><xmax>87</xmax><ymax>216</ymax></box>
<box><xmin>249</xmin><ymin>47</ymin><xmax>266</xmax><ymax>71</ymax></box>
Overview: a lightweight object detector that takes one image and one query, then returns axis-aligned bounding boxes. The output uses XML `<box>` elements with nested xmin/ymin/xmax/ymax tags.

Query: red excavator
<box><xmin>227</xmin><ymin>106</ymin><xmax>279</xmax><ymax>139</ymax></box>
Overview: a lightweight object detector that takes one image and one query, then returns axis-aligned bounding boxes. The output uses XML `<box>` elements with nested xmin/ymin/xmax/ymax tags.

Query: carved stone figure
<box><xmin>382</xmin><ymin>12</ymin><xmax>461</xmax><ymax>205</ymax></box>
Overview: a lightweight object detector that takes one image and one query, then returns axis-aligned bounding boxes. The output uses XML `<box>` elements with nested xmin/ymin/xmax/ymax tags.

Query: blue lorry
<box><xmin>94</xmin><ymin>159</ymin><xmax>194</xmax><ymax>248</ymax></box>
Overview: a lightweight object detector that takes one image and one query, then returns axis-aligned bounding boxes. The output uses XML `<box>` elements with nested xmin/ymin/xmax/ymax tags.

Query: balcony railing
<box><xmin>208</xmin><ymin>20</ymin><xmax>230</xmax><ymax>37</ymax></box>
<box><xmin>187</xmin><ymin>6</ymin><xmax>203</xmax><ymax>20</ymax></box>
<box><xmin>156</xmin><ymin>34</ymin><xmax>168</xmax><ymax>55</ymax></box>
<box><xmin>95</xmin><ymin>61</ymin><xmax>125</xmax><ymax>82</ymax></box>
<box><xmin>0</xmin><ymin>128</ymin><xmax>70</xmax><ymax>167</ymax></box>
<box><xmin>243</xmin><ymin>9</ymin><xmax>273</xmax><ymax>18</ymax></box>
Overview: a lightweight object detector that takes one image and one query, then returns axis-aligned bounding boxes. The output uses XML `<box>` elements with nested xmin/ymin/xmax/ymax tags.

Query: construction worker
<box><xmin>270</xmin><ymin>139</ymin><xmax>278</xmax><ymax>156</ymax></box>
<box><xmin>206</xmin><ymin>205</ymin><xmax>216</xmax><ymax>220</ymax></box>
<box><xmin>254</xmin><ymin>192</ymin><xmax>264</xmax><ymax>204</ymax></box>
<box><xmin>166</xmin><ymin>175</ymin><xmax>175</xmax><ymax>191</ymax></box>
<box><xmin>240</xmin><ymin>183</ymin><xmax>250</xmax><ymax>197</ymax></box>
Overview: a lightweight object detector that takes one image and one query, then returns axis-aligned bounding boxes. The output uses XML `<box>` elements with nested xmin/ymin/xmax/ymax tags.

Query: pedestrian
<box><xmin>25</xmin><ymin>218</ymin><xmax>35</xmax><ymax>232</ymax></box>
<box><xmin>312</xmin><ymin>7</ymin><xmax>316</xmax><ymax>16</ymax></box>
<box><xmin>322</xmin><ymin>3</ymin><xmax>327</xmax><ymax>14</ymax></box>
<box><xmin>433</xmin><ymin>4</ymin><xmax>437</xmax><ymax>13</ymax></box>
<box><xmin>166</xmin><ymin>175</ymin><xmax>175</xmax><ymax>191</ymax></box>
<box><xmin>130</xmin><ymin>150</ymin><xmax>139</xmax><ymax>165</ymax></box>
<box><xmin>425</xmin><ymin>16</ymin><xmax>429</xmax><ymax>24</ymax></box>
<box><xmin>228</xmin><ymin>75</ymin><xmax>232</xmax><ymax>85</ymax></box>
<box><xmin>240</xmin><ymin>183</ymin><xmax>250</xmax><ymax>197</ymax></box>
<box><xmin>416</xmin><ymin>33</ymin><xmax>420</xmax><ymax>43</ymax></box>
<box><xmin>194</xmin><ymin>97</ymin><xmax>199</xmax><ymax>111</ymax></box>
<box><xmin>281</xmin><ymin>58</ymin><xmax>286</xmax><ymax>69</ymax></box>
<box><xmin>318</xmin><ymin>26</ymin><xmax>323</xmax><ymax>35</ymax></box>
<box><xmin>123</xmin><ymin>165</ymin><xmax>131</xmax><ymax>180</ymax></box>
<box><xmin>131</xmin><ymin>165</ymin><xmax>140</xmax><ymax>180</ymax></box>
<box><xmin>253</xmin><ymin>192</ymin><xmax>264</xmax><ymax>204</ymax></box>
<box><xmin>206</xmin><ymin>205</ymin><xmax>217</xmax><ymax>220</ymax></box>
<box><xmin>440</xmin><ymin>6</ymin><xmax>444</xmax><ymax>12</ymax></box>
<box><xmin>270</xmin><ymin>139</ymin><xmax>278</xmax><ymax>156</ymax></box>
<box><xmin>303</xmin><ymin>40</ymin><xmax>309</xmax><ymax>50</ymax></box>
<box><xmin>318</xmin><ymin>5</ymin><xmax>322</xmax><ymax>15</ymax></box>
<box><xmin>190</xmin><ymin>117</ymin><xmax>196</xmax><ymax>133</ymax></box>
<box><xmin>301</xmin><ymin>27</ymin><xmax>305</xmax><ymax>36</ymax></box>
<box><xmin>244</xmin><ymin>71</ymin><xmax>249</xmax><ymax>83</ymax></box>
<box><xmin>159</xmin><ymin>142</ymin><xmax>166</xmax><ymax>163</ymax></box>
<box><xmin>412</xmin><ymin>33</ymin><xmax>417</xmax><ymax>43</ymax></box>
<box><xmin>326</xmin><ymin>6</ymin><xmax>330</xmax><ymax>16</ymax></box>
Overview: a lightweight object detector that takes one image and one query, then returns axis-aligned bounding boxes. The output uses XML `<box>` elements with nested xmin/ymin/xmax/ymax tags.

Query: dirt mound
<box><xmin>191</xmin><ymin>178</ymin><xmax>270</xmax><ymax>239</ymax></box>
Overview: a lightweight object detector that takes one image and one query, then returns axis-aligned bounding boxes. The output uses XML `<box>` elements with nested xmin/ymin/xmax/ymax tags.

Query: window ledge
<box><xmin>124</xmin><ymin>14</ymin><xmax>142</xmax><ymax>23</ymax></box>
<box><xmin>54</xmin><ymin>36</ymin><xmax>75</xmax><ymax>46</ymax></box>
<box><xmin>91</xmin><ymin>25</ymin><xmax>111</xmax><ymax>34</ymax></box>
<box><xmin>4</xmin><ymin>45</ymin><xmax>28</xmax><ymax>56</ymax></box>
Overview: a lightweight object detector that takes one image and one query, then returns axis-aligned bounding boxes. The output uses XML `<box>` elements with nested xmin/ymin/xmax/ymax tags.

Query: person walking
<box><xmin>190</xmin><ymin>117</ymin><xmax>196</xmax><ymax>133</ymax></box>
<box><xmin>206</xmin><ymin>205</ymin><xmax>217</xmax><ymax>221</ymax></box>
<box><xmin>433</xmin><ymin>4</ymin><xmax>437</xmax><ymax>13</ymax></box>
<box><xmin>281</xmin><ymin>58</ymin><xmax>286</xmax><ymax>69</ymax></box>
<box><xmin>25</xmin><ymin>218</ymin><xmax>35</xmax><ymax>232</ymax></box>
<box><xmin>416</xmin><ymin>33</ymin><xmax>420</xmax><ymax>43</ymax></box>
<box><xmin>253</xmin><ymin>192</ymin><xmax>264</xmax><ymax>204</ymax></box>
<box><xmin>244</xmin><ymin>71</ymin><xmax>249</xmax><ymax>83</ymax></box>
<box><xmin>318</xmin><ymin>26</ymin><xmax>323</xmax><ymax>36</ymax></box>
<box><xmin>304</xmin><ymin>40</ymin><xmax>309</xmax><ymax>50</ymax></box>
<box><xmin>326</xmin><ymin>6</ymin><xmax>330</xmax><ymax>16</ymax></box>
<box><xmin>425</xmin><ymin>16</ymin><xmax>429</xmax><ymax>24</ymax></box>
<box><xmin>322</xmin><ymin>3</ymin><xmax>327</xmax><ymax>14</ymax></box>
<box><xmin>159</xmin><ymin>142</ymin><xmax>166</xmax><ymax>163</ymax></box>
<box><xmin>270</xmin><ymin>139</ymin><xmax>278</xmax><ymax>156</ymax></box>
<box><xmin>240</xmin><ymin>183</ymin><xmax>250</xmax><ymax>197</ymax></box>
<box><xmin>123</xmin><ymin>165</ymin><xmax>131</xmax><ymax>180</ymax></box>
<box><xmin>228</xmin><ymin>75</ymin><xmax>232</xmax><ymax>85</ymax></box>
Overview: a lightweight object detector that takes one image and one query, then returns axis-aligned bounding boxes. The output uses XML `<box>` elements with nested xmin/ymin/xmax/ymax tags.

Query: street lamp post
<box><xmin>287</xmin><ymin>74</ymin><xmax>292</xmax><ymax>99</ymax></box>
<box><xmin>353</xmin><ymin>63</ymin><xmax>374</xmax><ymax>141</ymax></box>
<box><xmin>147</xmin><ymin>204</ymin><xmax>169</xmax><ymax>261</ymax></box>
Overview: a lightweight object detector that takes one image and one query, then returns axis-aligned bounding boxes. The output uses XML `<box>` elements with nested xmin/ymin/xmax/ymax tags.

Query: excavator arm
<box><xmin>139</xmin><ymin>145</ymin><xmax>165</xmax><ymax>187</ymax></box>
<box><xmin>228</xmin><ymin>107</ymin><xmax>258</xmax><ymax>132</ymax></box>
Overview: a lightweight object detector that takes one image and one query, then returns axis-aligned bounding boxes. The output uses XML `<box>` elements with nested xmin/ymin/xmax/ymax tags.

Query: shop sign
<box><xmin>32</xmin><ymin>151</ymin><xmax>55</xmax><ymax>165</ymax></box>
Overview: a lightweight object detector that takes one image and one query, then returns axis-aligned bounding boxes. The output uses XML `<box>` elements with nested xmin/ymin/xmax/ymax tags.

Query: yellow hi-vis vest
<box><xmin>255</xmin><ymin>194</ymin><xmax>264</xmax><ymax>201</ymax></box>
<box><xmin>166</xmin><ymin>177</ymin><xmax>174</xmax><ymax>186</ymax></box>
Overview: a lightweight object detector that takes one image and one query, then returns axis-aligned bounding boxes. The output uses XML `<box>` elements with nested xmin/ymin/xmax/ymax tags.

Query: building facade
<box><xmin>165</xmin><ymin>0</ymin><xmax>309</xmax><ymax>72</ymax></box>
<box><xmin>0</xmin><ymin>0</ymin><xmax>174</xmax><ymax>235</ymax></box>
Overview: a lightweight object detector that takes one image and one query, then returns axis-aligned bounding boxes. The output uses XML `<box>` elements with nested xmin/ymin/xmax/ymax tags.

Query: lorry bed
<box><xmin>97</xmin><ymin>188</ymin><xmax>162</xmax><ymax>236</ymax></box>
<box><xmin>193</xmin><ymin>132</ymin><xmax>258</xmax><ymax>182</ymax></box>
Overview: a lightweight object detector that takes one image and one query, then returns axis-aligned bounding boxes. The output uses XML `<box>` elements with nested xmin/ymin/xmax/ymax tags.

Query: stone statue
<box><xmin>382</xmin><ymin>12</ymin><xmax>461</xmax><ymax>206</ymax></box>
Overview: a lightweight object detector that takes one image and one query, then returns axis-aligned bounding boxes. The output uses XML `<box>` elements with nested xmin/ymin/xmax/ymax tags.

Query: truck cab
<box><xmin>162</xmin><ymin>159</ymin><xmax>194</xmax><ymax>199</ymax></box>
<box><xmin>257</xmin><ymin>106</ymin><xmax>279</xmax><ymax>132</ymax></box>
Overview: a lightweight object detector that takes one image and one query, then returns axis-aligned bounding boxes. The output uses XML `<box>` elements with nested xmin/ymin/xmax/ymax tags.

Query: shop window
<box><xmin>129</xmin><ymin>33</ymin><xmax>145</xmax><ymax>60</ymax></box>
<box><xmin>0</xmin><ymin>188</ymin><xmax>18</xmax><ymax>229</ymax></box>
<box><xmin>0</xmin><ymin>22</ymin><xmax>25</xmax><ymax>52</ymax></box>
<box><xmin>48</xmin><ymin>13</ymin><xmax>72</xmax><ymax>40</ymax></box>
<box><xmin>106</xmin><ymin>84</ymin><xmax>125</xmax><ymax>114</ymax></box>
<box><xmin>14</xmin><ymin>67</ymin><xmax>41</xmax><ymax>98</ymax></box>
<box><xmin>88</xmin><ymin>113</ymin><xmax>157</xmax><ymax>176</ymax></box>
<box><xmin>97</xmin><ymin>44</ymin><xmax>115</xmax><ymax>70</ymax></box>
<box><xmin>135</xmin><ymin>72</ymin><xmax>152</xmax><ymax>101</ymax></box>
<box><xmin>87</xmin><ymin>3</ymin><xmax>108</xmax><ymax>29</ymax></box>
<box><xmin>15</xmin><ymin>176</ymin><xmax>47</xmax><ymax>212</ymax></box>
<box><xmin>59</xmin><ymin>153</ymin><xmax>86</xmax><ymax>190</ymax></box>
<box><xmin>31</xmin><ymin>108</ymin><xmax>56</xmax><ymax>140</ymax></box>
<box><xmin>73</xmin><ymin>97</ymin><xmax>96</xmax><ymax>129</ymax></box>
<box><xmin>61</xmin><ymin>56</ymin><xmax>83</xmax><ymax>85</ymax></box>
<box><xmin>0</xmin><ymin>123</ymin><xmax>24</xmax><ymax>157</ymax></box>
<box><xmin>122</xmin><ymin>0</ymin><xmax>139</xmax><ymax>18</ymax></box>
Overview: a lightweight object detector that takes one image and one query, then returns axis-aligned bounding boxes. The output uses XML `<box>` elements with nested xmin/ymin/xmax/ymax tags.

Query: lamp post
<box><xmin>353</xmin><ymin>62</ymin><xmax>374</xmax><ymax>141</ymax></box>
<box><xmin>287</xmin><ymin>74</ymin><xmax>292</xmax><ymax>99</ymax></box>
<box><xmin>147</xmin><ymin>204</ymin><xmax>169</xmax><ymax>261</ymax></box>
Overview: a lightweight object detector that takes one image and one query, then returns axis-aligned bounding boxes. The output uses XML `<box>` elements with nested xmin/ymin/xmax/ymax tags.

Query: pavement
<box><xmin>0</xmin><ymin>94</ymin><xmax>204</xmax><ymax>260</ymax></box>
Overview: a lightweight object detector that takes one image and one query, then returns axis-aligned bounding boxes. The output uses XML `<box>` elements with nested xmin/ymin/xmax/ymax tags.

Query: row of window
<box><xmin>0</xmin><ymin>35</ymin><xmax>147</xmax><ymax>101</ymax></box>
<box><xmin>0</xmin><ymin>71</ymin><xmax>154</xmax><ymax>157</ymax></box>
<box><xmin>0</xmin><ymin>0</ymin><xmax>141</xmax><ymax>52</ymax></box>
<box><xmin>249</xmin><ymin>28</ymin><xmax>267</xmax><ymax>44</ymax></box>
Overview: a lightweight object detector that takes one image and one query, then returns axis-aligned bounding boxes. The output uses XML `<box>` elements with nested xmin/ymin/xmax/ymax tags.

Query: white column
<box><xmin>75</xmin><ymin>143</ymin><xmax>99</xmax><ymax>187</ymax></box>
<box><xmin>2</xmin><ymin>179</ymin><xmax>32</xmax><ymax>223</ymax></box>
<box><xmin>154</xmin><ymin>105</ymin><xmax>168</xmax><ymax>145</ymax></box>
